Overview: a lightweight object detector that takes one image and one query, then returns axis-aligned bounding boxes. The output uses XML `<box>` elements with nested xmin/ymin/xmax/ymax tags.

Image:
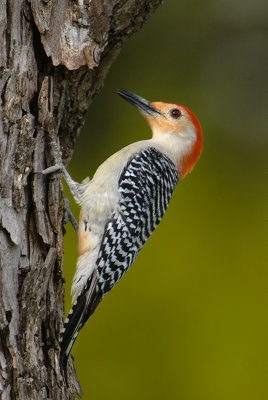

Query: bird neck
<box><xmin>151</xmin><ymin>129</ymin><xmax>202</xmax><ymax>179</ymax></box>
<box><xmin>178</xmin><ymin>106</ymin><xmax>203</xmax><ymax>178</ymax></box>
<box><xmin>178</xmin><ymin>138</ymin><xmax>202</xmax><ymax>178</ymax></box>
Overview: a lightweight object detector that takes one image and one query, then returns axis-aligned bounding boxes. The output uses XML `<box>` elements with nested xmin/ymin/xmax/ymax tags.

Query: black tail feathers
<box><xmin>59</xmin><ymin>273</ymin><xmax>102</xmax><ymax>384</ymax></box>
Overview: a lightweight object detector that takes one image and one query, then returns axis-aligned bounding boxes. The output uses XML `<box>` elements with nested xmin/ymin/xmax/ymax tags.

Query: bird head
<box><xmin>118</xmin><ymin>89</ymin><xmax>203</xmax><ymax>178</ymax></box>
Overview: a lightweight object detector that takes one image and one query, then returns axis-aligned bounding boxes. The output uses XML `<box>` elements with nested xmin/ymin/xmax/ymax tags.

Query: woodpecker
<box><xmin>54</xmin><ymin>90</ymin><xmax>203</xmax><ymax>383</ymax></box>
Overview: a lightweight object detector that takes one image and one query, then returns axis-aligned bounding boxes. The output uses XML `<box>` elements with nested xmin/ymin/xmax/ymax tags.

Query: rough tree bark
<box><xmin>0</xmin><ymin>1</ymin><xmax>164</xmax><ymax>398</ymax></box>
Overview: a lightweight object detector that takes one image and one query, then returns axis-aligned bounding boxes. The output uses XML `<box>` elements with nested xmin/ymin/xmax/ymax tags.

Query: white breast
<box><xmin>71</xmin><ymin>137</ymin><xmax>181</xmax><ymax>300</ymax></box>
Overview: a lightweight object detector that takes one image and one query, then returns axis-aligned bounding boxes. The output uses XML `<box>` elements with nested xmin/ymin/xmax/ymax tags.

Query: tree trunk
<box><xmin>0</xmin><ymin>1</ymin><xmax>164</xmax><ymax>398</ymax></box>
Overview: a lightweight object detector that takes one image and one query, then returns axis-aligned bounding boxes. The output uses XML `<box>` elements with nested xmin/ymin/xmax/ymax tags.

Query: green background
<box><xmin>63</xmin><ymin>0</ymin><xmax>268</xmax><ymax>398</ymax></box>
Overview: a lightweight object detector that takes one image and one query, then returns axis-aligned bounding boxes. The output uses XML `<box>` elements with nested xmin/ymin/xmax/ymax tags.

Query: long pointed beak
<box><xmin>117</xmin><ymin>89</ymin><xmax>162</xmax><ymax>116</ymax></box>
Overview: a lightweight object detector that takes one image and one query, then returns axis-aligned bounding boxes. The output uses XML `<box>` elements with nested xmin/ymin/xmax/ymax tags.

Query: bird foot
<box><xmin>63</xmin><ymin>195</ymin><xmax>78</xmax><ymax>235</ymax></box>
<box><xmin>39</xmin><ymin>136</ymin><xmax>86</xmax><ymax>203</ymax></box>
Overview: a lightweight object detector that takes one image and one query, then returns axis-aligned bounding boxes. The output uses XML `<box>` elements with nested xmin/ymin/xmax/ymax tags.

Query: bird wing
<box><xmin>96</xmin><ymin>146</ymin><xmax>179</xmax><ymax>294</ymax></box>
<box><xmin>59</xmin><ymin>147</ymin><xmax>178</xmax><ymax>382</ymax></box>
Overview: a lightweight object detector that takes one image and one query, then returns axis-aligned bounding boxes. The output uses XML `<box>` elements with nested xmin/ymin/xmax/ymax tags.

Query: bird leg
<box><xmin>38</xmin><ymin>136</ymin><xmax>88</xmax><ymax>233</ymax></box>
<box><xmin>41</xmin><ymin>136</ymin><xmax>86</xmax><ymax>203</ymax></box>
<box><xmin>60</xmin><ymin>195</ymin><xmax>78</xmax><ymax>235</ymax></box>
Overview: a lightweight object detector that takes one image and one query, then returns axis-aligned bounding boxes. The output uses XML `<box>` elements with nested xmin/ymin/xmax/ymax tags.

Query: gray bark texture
<box><xmin>0</xmin><ymin>0</ymin><xmax>164</xmax><ymax>398</ymax></box>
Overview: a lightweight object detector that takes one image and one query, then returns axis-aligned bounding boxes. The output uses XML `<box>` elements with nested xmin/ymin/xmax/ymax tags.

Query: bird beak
<box><xmin>117</xmin><ymin>89</ymin><xmax>162</xmax><ymax>117</ymax></box>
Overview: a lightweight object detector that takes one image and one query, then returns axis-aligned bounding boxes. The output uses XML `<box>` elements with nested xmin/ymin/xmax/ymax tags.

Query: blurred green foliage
<box><xmin>63</xmin><ymin>0</ymin><xmax>268</xmax><ymax>398</ymax></box>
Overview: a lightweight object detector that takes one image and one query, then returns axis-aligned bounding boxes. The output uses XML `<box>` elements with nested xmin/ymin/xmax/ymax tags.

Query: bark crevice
<box><xmin>0</xmin><ymin>0</ymin><xmax>164</xmax><ymax>398</ymax></box>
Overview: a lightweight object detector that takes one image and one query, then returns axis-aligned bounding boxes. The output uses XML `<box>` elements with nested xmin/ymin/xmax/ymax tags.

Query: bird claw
<box><xmin>39</xmin><ymin>164</ymin><xmax>63</xmax><ymax>175</ymax></box>
<box><xmin>36</xmin><ymin>135</ymin><xmax>84</xmax><ymax>202</ymax></box>
<box><xmin>63</xmin><ymin>195</ymin><xmax>78</xmax><ymax>235</ymax></box>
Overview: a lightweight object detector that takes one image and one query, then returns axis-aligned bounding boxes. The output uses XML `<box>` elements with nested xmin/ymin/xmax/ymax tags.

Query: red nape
<box><xmin>180</xmin><ymin>104</ymin><xmax>203</xmax><ymax>178</ymax></box>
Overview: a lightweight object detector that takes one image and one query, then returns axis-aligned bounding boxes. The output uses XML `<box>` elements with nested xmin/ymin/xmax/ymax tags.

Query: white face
<box><xmin>117</xmin><ymin>90</ymin><xmax>202</xmax><ymax>176</ymax></box>
<box><xmin>139</xmin><ymin>102</ymin><xmax>202</xmax><ymax>171</ymax></box>
<box><xmin>117</xmin><ymin>90</ymin><xmax>199</xmax><ymax>146</ymax></box>
<box><xmin>142</xmin><ymin>102</ymin><xmax>197</xmax><ymax>145</ymax></box>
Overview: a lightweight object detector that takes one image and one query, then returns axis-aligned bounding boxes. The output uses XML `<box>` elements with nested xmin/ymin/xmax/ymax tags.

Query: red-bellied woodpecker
<box><xmin>49</xmin><ymin>90</ymin><xmax>203</xmax><ymax>383</ymax></box>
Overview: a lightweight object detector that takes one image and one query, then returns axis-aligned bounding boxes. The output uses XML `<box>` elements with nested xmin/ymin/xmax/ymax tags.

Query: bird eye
<box><xmin>170</xmin><ymin>108</ymin><xmax>182</xmax><ymax>119</ymax></box>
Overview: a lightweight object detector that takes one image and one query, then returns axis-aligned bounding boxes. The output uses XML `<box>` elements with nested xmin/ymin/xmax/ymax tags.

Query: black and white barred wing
<box><xmin>96</xmin><ymin>147</ymin><xmax>179</xmax><ymax>295</ymax></box>
<box><xmin>59</xmin><ymin>147</ymin><xmax>178</xmax><ymax>382</ymax></box>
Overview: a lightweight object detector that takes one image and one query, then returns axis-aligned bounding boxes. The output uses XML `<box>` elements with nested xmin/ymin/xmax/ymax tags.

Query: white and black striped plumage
<box><xmin>59</xmin><ymin>147</ymin><xmax>178</xmax><ymax>382</ymax></box>
<box><xmin>58</xmin><ymin>89</ymin><xmax>203</xmax><ymax>385</ymax></box>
